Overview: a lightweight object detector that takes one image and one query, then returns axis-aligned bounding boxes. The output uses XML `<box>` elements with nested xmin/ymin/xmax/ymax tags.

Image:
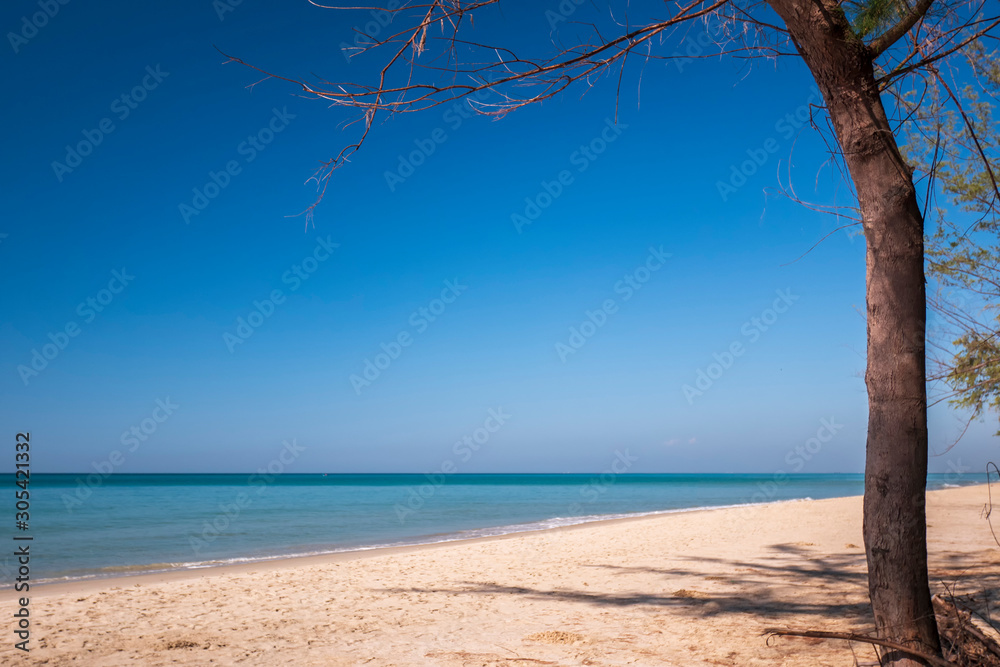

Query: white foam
<box><xmin>31</xmin><ymin>496</ymin><xmax>818</xmax><ymax>586</ymax></box>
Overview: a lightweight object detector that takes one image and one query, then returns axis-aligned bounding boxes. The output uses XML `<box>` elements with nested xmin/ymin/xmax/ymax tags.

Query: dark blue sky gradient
<box><xmin>0</xmin><ymin>0</ymin><xmax>990</xmax><ymax>475</ymax></box>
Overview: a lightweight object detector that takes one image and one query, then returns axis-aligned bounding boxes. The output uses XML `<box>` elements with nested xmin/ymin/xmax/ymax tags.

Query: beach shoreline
<box><xmin>5</xmin><ymin>483</ymin><xmax>995</xmax><ymax>666</ymax></box>
<box><xmin>6</xmin><ymin>493</ymin><xmax>830</xmax><ymax>600</ymax></box>
<box><xmin>8</xmin><ymin>483</ymin><xmax>986</xmax><ymax>597</ymax></box>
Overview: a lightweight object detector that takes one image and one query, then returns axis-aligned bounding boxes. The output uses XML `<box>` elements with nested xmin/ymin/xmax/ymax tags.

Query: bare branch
<box><xmin>764</xmin><ymin>628</ymin><xmax>954</xmax><ymax>667</ymax></box>
<box><xmin>869</xmin><ymin>0</ymin><xmax>936</xmax><ymax>58</ymax></box>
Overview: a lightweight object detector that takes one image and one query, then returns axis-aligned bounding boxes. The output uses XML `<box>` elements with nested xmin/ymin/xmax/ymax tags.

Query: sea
<box><xmin>2</xmin><ymin>473</ymin><xmax>982</xmax><ymax>586</ymax></box>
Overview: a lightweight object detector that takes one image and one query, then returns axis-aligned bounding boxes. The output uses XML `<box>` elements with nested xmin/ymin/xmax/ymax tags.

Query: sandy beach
<box><xmin>4</xmin><ymin>483</ymin><xmax>996</xmax><ymax>666</ymax></box>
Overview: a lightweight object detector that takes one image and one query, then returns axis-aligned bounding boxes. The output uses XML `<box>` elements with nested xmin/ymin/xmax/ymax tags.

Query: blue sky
<box><xmin>0</xmin><ymin>0</ymin><xmax>992</xmax><ymax>476</ymax></box>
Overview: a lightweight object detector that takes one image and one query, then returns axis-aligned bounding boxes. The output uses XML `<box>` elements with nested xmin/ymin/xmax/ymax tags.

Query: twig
<box><xmin>935</xmin><ymin>591</ymin><xmax>1000</xmax><ymax>661</ymax></box>
<box><xmin>955</xmin><ymin>614</ymin><xmax>1000</xmax><ymax>660</ymax></box>
<box><xmin>495</xmin><ymin>644</ymin><xmax>557</xmax><ymax>664</ymax></box>
<box><xmin>764</xmin><ymin>628</ymin><xmax>955</xmax><ymax>667</ymax></box>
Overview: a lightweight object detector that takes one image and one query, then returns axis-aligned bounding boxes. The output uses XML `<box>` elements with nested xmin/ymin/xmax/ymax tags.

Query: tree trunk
<box><xmin>765</xmin><ymin>1</ymin><xmax>942</xmax><ymax>664</ymax></box>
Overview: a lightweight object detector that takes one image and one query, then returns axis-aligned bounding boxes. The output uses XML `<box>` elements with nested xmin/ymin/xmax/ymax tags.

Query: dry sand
<box><xmin>2</xmin><ymin>483</ymin><xmax>997</xmax><ymax>666</ymax></box>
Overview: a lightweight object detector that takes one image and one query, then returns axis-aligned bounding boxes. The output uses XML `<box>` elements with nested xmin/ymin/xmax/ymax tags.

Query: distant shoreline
<box><xmin>7</xmin><ymin>481</ymin><xmax>986</xmax><ymax>598</ymax></box>
<box><xmin>9</xmin><ymin>494</ymin><xmax>825</xmax><ymax>595</ymax></box>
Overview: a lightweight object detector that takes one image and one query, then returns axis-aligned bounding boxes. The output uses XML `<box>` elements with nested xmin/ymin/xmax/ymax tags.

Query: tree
<box><xmin>223</xmin><ymin>1</ymin><xmax>1000</xmax><ymax>663</ymax></box>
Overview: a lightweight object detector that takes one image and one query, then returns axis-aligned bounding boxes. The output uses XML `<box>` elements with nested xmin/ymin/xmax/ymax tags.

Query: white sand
<box><xmin>3</xmin><ymin>484</ymin><xmax>997</xmax><ymax>666</ymax></box>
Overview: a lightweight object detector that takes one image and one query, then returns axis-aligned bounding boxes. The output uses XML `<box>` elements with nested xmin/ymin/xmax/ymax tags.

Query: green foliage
<box><xmin>845</xmin><ymin>0</ymin><xmax>906</xmax><ymax>39</ymax></box>
<box><xmin>927</xmin><ymin>226</ymin><xmax>1000</xmax><ymax>431</ymax></box>
<box><xmin>949</xmin><ymin>330</ymin><xmax>1000</xmax><ymax>426</ymax></box>
<box><xmin>903</xmin><ymin>42</ymin><xmax>1000</xmax><ymax>433</ymax></box>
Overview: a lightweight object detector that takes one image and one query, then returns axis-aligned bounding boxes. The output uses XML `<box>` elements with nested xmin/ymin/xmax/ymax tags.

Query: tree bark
<box><xmin>765</xmin><ymin>1</ymin><xmax>942</xmax><ymax>664</ymax></box>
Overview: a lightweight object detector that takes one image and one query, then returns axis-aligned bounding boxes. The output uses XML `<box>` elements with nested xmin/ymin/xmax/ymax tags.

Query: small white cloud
<box><xmin>688</xmin><ymin>437</ymin><xmax>697</xmax><ymax>445</ymax></box>
<box><xmin>664</xmin><ymin>438</ymin><xmax>680</xmax><ymax>447</ymax></box>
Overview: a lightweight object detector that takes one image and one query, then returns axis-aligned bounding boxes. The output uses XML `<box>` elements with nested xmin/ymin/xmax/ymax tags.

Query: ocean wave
<box><xmin>29</xmin><ymin>496</ymin><xmax>818</xmax><ymax>587</ymax></box>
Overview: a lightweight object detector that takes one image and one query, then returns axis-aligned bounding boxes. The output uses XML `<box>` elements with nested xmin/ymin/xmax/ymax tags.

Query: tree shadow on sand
<box><xmin>381</xmin><ymin>543</ymin><xmax>1000</xmax><ymax>626</ymax></box>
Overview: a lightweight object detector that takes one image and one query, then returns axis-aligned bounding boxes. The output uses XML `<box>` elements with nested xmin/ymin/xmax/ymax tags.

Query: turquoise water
<box><xmin>1</xmin><ymin>473</ymin><xmax>979</xmax><ymax>585</ymax></box>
